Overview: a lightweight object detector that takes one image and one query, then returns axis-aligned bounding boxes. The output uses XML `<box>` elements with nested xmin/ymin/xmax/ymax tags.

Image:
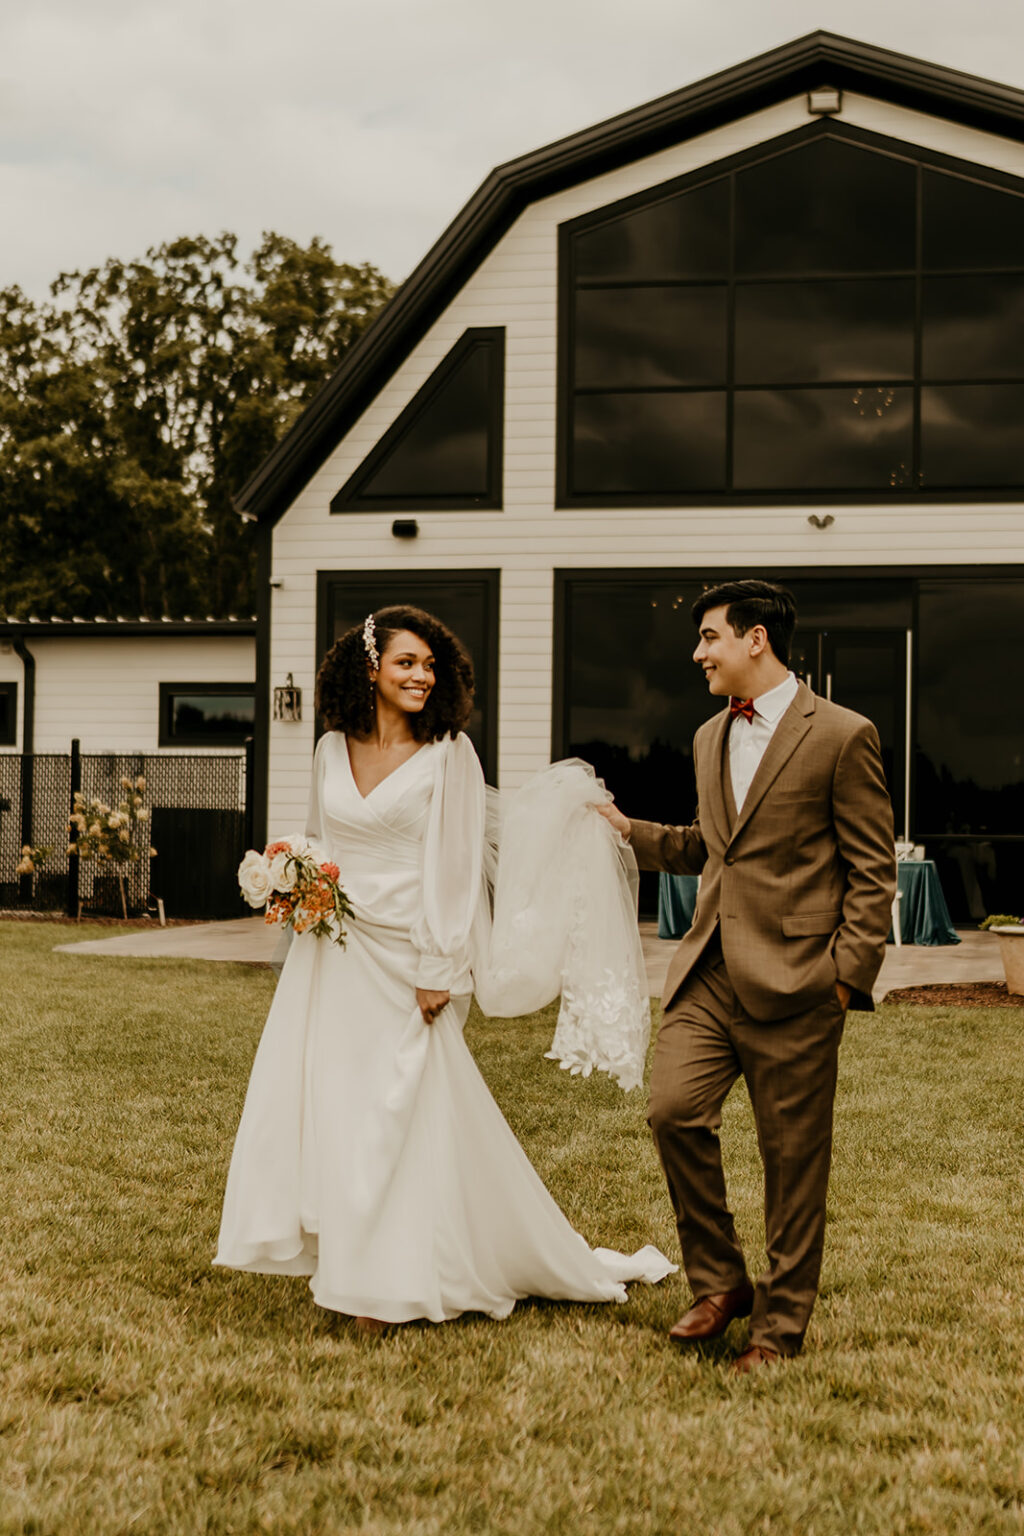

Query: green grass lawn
<box><xmin>1</xmin><ymin>919</ymin><xmax>1023</xmax><ymax>1535</ymax></box>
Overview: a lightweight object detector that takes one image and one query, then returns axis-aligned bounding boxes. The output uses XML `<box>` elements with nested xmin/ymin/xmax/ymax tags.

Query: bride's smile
<box><xmin>375</xmin><ymin>630</ymin><xmax>435</xmax><ymax>714</ymax></box>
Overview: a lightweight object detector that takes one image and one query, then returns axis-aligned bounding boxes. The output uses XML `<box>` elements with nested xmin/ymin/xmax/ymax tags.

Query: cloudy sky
<box><xmin>4</xmin><ymin>0</ymin><xmax>1023</xmax><ymax>300</ymax></box>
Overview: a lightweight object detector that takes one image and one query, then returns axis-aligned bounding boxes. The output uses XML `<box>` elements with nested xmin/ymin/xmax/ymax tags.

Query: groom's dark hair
<box><xmin>692</xmin><ymin>580</ymin><xmax>797</xmax><ymax>667</ymax></box>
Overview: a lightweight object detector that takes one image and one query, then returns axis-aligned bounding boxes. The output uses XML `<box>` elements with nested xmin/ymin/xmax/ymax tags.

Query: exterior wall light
<box><xmin>273</xmin><ymin>673</ymin><xmax>302</xmax><ymax>722</ymax></box>
<box><xmin>807</xmin><ymin>87</ymin><xmax>842</xmax><ymax>115</ymax></box>
<box><xmin>391</xmin><ymin>519</ymin><xmax>419</xmax><ymax>538</ymax></box>
<box><xmin>807</xmin><ymin>514</ymin><xmax>836</xmax><ymax>529</ymax></box>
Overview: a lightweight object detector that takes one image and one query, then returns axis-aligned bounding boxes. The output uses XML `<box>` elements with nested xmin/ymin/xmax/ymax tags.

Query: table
<box><xmin>890</xmin><ymin>860</ymin><xmax>960</xmax><ymax>946</ymax></box>
<box><xmin>657</xmin><ymin>874</ymin><xmax>700</xmax><ymax>940</ymax></box>
<box><xmin>658</xmin><ymin>862</ymin><xmax>960</xmax><ymax>946</ymax></box>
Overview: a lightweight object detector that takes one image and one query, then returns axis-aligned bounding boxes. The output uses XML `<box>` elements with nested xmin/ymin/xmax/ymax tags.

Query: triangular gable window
<box><xmin>332</xmin><ymin>328</ymin><xmax>504</xmax><ymax>512</ymax></box>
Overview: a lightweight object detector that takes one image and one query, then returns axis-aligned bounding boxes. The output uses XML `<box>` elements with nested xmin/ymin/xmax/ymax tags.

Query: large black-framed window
<box><xmin>0</xmin><ymin>682</ymin><xmax>16</xmax><ymax>747</ymax></box>
<box><xmin>554</xmin><ymin>566</ymin><xmax>1024</xmax><ymax>919</ymax></box>
<box><xmin>558</xmin><ymin>122</ymin><xmax>1024</xmax><ymax>504</ymax></box>
<box><xmin>158</xmin><ymin>684</ymin><xmax>256</xmax><ymax>748</ymax></box>
<box><xmin>316</xmin><ymin>570</ymin><xmax>499</xmax><ymax>781</ymax></box>
<box><xmin>332</xmin><ymin>328</ymin><xmax>505</xmax><ymax>513</ymax></box>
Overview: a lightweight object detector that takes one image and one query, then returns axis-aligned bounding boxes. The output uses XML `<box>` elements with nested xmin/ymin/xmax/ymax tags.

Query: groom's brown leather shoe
<box><xmin>668</xmin><ymin>1282</ymin><xmax>754</xmax><ymax>1342</ymax></box>
<box><xmin>730</xmin><ymin>1344</ymin><xmax>781</xmax><ymax>1374</ymax></box>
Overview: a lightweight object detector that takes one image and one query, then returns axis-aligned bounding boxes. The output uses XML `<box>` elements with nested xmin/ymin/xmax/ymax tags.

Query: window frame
<box><xmin>556</xmin><ymin>120</ymin><xmax>1024</xmax><ymax>506</ymax></box>
<box><xmin>0</xmin><ymin>681</ymin><xmax>17</xmax><ymax>747</ymax></box>
<box><xmin>158</xmin><ymin>682</ymin><xmax>256</xmax><ymax>749</ymax></box>
<box><xmin>331</xmin><ymin>327</ymin><xmax>505</xmax><ymax>513</ymax></box>
<box><xmin>552</xmin><ymin>562</ymin><xmax>1024</xmax><ymax>833</ymax></box>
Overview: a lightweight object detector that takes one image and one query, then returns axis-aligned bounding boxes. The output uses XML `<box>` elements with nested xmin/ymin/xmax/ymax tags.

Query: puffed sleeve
<box><xmin>304</xmin><ymin>733</ymin><xmax>330</xmax><ymax>844</ymax></box>
<box><xmin>410</xmin><ymin>733</ymin><xmax>486</xmax><ymax>992</ymax></box>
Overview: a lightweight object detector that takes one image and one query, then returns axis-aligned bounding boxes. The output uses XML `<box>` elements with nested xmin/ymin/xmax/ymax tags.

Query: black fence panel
<box><xmin>0</xmin><ymin>748</ymin><xmax>249</xmax><ymax>920</ymax></box>
<box><xmin>149</xmin><ymin>807</ymin><xmax>247</xmax><ymax>920</ymax></box>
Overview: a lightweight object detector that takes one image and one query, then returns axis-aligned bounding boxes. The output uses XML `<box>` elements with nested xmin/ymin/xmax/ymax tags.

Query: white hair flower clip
<box><xmin>363</xmin><ymin>613</ymin><xmax>380</xmax><ymax>673</ymax></box>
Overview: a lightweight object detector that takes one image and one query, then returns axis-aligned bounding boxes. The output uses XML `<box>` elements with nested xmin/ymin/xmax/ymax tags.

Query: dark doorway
<box><xmin>791</xmin><ymin>627</ymin><xmax>909</xmax><ymax>836</ymax></box>
<box><xmin>557</xmin><ymin>569</ymin><xmax>1024</xmax><ymax>921</ymax></box>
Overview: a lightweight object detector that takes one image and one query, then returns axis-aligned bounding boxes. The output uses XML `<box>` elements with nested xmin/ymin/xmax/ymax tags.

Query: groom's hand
<box><xmin>595</xmin><ymin>800</ymin><xmax>631</xmax><ymax>840</ymax></box>
<box><xmin>835</xmin><ymin>981</ymin><xmax>852</xmax><ymax>1013</ymax></box>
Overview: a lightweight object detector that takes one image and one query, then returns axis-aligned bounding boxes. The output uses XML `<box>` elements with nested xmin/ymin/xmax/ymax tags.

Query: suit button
<box><xmin>724</xmin><ymin>855</ymin><xmax>735</xmax><ymax>866</ymax></box>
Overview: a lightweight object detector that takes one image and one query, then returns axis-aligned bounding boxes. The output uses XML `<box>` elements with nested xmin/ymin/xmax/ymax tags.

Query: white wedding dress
<box><xmin>214</xmin><ymin>731</ymin><xmax>674</xmax><ymax>1323</ymax></box>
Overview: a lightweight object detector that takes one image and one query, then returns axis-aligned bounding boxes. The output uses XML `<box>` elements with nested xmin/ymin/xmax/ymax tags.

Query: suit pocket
<box><xmin>781</xmin><ymin>909</ymin><xmax>843</xmax><ymax>937</ymax></box>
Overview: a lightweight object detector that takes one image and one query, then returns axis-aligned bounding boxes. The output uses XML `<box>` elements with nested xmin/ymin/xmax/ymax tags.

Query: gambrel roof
<box><xmin>236</xmin><ymin>30</ymin><xmax>1024</xmax><ymax>527</ymax></box>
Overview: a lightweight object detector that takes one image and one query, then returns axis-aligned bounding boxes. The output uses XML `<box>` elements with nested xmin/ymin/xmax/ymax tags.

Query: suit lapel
<box><xmin>728</xmin><ymin>681</ymin><xmax>815</xmax><ymax>842</ymax></box>
<box><xmin>702</xmin><ymin>707</ymin><xmax>732</xmax><ymax>846</ymax></box>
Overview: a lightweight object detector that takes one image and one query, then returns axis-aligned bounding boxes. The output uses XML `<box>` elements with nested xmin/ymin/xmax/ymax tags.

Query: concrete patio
<box><xmin>56</xmin><ymin>916</ymin><xmax>1006</xmax><ymax>1002</ymax></box>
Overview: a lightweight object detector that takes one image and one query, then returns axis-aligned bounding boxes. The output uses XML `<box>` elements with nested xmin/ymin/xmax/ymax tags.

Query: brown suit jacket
<box><xmin>629</xmin><ymin>681</ymin><xmax>896</xmax><ymax>1020</ymax></box>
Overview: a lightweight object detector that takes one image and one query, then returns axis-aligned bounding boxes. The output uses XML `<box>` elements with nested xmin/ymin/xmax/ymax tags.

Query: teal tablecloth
<box><xmin>657</xmin><ymin>874</ymin><xmax>700</xmax><ymax>939</ymax></box>
<box><xmin>890</xmin><ymin>860</ymin><xmax>960</xmax><ymax>946</ymax></box>
<box><xmin>659</xmin><ymin>861</ymin><xmax>960</xmax><ymax>946</ymax></box>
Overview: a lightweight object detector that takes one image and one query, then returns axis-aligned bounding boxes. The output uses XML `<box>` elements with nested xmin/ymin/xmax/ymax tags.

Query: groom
<box><xmin>599</xmin><ymin>580</ymin><xmax>895</xmax><ymax>1372</ymax></box>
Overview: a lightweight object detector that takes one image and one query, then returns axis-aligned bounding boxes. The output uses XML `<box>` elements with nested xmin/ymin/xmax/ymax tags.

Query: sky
<box><xmin>4</xmin><ymin>0</ymin><xmax>1024</xmax><ymax>301</ymax></box>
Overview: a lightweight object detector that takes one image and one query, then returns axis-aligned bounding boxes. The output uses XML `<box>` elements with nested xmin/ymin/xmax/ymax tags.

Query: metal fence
<box><xmin>0</xmin><ymin>741</ymin><xmax>252</xmax><ymax>920</ymax></box>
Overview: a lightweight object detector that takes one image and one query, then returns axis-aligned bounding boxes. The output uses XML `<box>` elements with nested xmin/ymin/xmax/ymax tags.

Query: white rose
<box><xmin>238</xmin><ymin>850</ymin><xmax>273</xmax><ymax>907</ymax></box>
<box><xmin>267</xmin><ymin>850</ymin><xmax>298</xmax><ymax>893</ymax></box>
<box><xmin>136</xmin><ymin>808</ymin><xmax>150</xmax><ymax>822</ymax></box>
<box><xmin>108</xmin><ymin>812</ymin><xmax>125</xmax><ymax>828</ymax></box>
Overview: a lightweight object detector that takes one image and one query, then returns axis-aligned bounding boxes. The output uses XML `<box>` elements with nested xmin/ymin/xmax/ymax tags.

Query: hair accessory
<box><xmin>362</xmin><ymin>613</ymin><xmax>380</xmax><ymax>674</ymax></box>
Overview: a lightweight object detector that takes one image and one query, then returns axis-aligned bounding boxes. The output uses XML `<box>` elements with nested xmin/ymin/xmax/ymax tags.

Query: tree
<box><xmin>0</xmin><ymin>235</ymin><xmax>393</xmax><ymax>619</ymax></box>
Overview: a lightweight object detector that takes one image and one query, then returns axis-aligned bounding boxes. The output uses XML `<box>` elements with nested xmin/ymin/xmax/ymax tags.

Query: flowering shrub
<box><xmin>15</xmin><ymin>844</ymin><xmax>52</xmax><ymax>876</ymax></box>
<box><xmin>68</xmin><ymin>776</ymin><xmax>155</xmax><ymax>864</ymax></box>
<box><xmin>238</xmin><ymin>837</ymin><xmax>353</xmax><ymax>945</ymax></box>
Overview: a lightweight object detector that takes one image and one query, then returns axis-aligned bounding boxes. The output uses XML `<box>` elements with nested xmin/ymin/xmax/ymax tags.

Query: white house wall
<box><xmin>0</xmin><ymin>635</ymin><xmax>255</xmax><ymax>754</ymax></box>
<box><xmin>267</xmin><ymin>90</ymin><xmax>1024</xmax><ymax>832</ymax></box>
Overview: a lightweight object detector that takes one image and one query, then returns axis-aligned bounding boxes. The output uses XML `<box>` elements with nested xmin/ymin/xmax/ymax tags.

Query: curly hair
<box><xmin>315</xmin><ymin>605</ymin><xmax>475</xmax><ymax>740</ymax></box>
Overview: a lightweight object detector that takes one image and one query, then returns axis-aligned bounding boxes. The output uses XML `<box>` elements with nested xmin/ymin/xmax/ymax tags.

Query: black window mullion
<box><xmin>574</xmin><ymin>277</ymin><xmax>730</xmax><ymax>290</ymax></box>
<box><xmin>913</xmin><ymin>163</ymin><xmax>923</xmax><ymax>491</ymax></box>
<box><xmin>725</xmin><ymin>173</ymin><xmax>736</xmax><ymax>489</ymax></box>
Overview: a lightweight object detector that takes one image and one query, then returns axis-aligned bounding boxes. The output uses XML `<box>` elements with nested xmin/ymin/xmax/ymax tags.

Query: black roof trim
<box><xmin>0</xmin><ymin>620</ymin><xmax>257</xmax><ymax>638</ymax></box>
<box><xmin>236</xmin><ymin>31</ymin><xmax>1024</xmax><ymax>526</ymax></box>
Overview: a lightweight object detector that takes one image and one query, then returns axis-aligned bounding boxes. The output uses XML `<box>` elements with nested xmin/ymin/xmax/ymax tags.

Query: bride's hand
<box><xmin>416</xmin><ymin>987</ymin><xmax>450</xmax><ymax>1024</ymax></box>
<box><xmin>594</xmin><ymin>799</ymin><xmax>631</xmax><ymax>840</ymax></box>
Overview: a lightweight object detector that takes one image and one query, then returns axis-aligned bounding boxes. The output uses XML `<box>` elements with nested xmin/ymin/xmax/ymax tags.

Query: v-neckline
<box><xmin>342</xmin><ymin>735</ymin><xmax>429</xmax><ymax>802</ymax></box>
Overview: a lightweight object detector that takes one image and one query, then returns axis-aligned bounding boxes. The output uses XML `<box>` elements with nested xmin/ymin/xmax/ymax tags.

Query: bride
<box><xmin>214</xmin><ymin>605</ymin><xmax>674</xmax><ymax>1326</ymax></box>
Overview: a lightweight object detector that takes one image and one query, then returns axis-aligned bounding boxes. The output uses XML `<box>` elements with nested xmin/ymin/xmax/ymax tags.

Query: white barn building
<box><xmin>238</xmin><ymin>33</ymin><xmax>1024</xmax><ymax>920</ymax></box>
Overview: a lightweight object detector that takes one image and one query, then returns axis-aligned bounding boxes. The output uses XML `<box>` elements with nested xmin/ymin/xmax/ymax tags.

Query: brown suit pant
<box><xmin>648</xmin><ymin>935</ymin><xmax>845</xmax><ymax>1356</ymax></box>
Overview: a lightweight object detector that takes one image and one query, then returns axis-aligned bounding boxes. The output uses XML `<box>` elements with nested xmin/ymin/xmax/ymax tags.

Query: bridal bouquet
<box><xmin>238</xmin><ymin>838</ymin><xmax>354</xmax><ymax>945</ymax></box>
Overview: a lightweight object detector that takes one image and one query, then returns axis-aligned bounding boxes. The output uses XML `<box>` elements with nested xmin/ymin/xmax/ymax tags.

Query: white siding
<box><xmin>0</xmin><ymin>635</ymin><xmax>255</xmax><ymax>754</ymax></box>
<box><xmin>268</xmin><ymin>90</ymin><xmax>1024</xmax><ymax>831</ymax></box>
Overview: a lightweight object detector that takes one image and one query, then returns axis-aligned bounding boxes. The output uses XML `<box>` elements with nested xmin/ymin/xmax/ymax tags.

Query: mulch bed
<box><xmin>883</xmin><ymin>981</ymin><xmax>1024</xmax><ymax>1008</ymax></box>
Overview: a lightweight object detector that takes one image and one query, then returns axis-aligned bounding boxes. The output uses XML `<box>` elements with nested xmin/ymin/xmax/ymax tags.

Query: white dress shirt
<box><xmin>727</xmin><ymin>671</ymin><xmax>799</xmax><ymax>814</ymax></box>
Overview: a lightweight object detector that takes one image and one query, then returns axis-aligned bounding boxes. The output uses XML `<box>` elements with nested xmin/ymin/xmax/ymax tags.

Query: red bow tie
<box><xmin>729</xmin><ymin>697</ymin><xmax>756</xmax><ymax>723</ymax></box>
